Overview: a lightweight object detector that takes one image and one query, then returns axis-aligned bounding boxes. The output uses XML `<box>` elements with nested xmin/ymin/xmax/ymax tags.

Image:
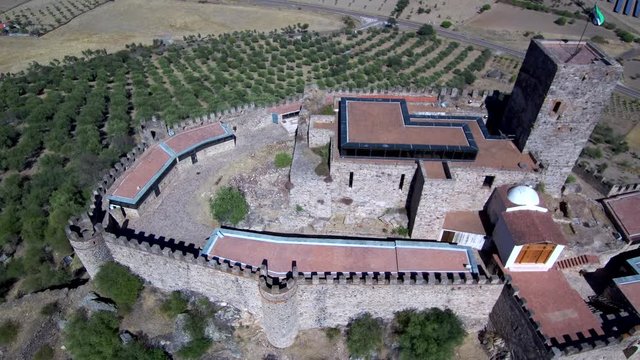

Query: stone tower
<box><xmin>500</xmin><ymin>39</ymin><xmax>622</xmax><ymax>196</ymax></box>
<box><xmin>66</xmin><ymin>213</ymin><xmax>113</xmax><ymax>277</ymax></box>
<box><xmin>258</xmin><ymin>276</ymin><xmax>299</xmax><ymax>348</ymax></box>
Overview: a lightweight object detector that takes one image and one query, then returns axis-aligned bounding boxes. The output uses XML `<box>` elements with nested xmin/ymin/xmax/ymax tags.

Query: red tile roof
<box><xmin>508</xmin><ymin>269</ymin><xmax>604</xmax><ymax>343</ymax></box>
<box><xmin>111</xmin><ymin>145</ymin><xmax>172</xmax><ymax>199</ymax></box>
<box><xmin>618</xmin><ymin>280</ymin><xmax>640</xmax><ymax>313</ymax></box>
<box><xmin>206</xmin><ymin>232</ymin><xmax>473</xmax><ymax>275</ymax></box>
<box><xmin>502</xmin><ymin>210</ymin><xmax>567</xmax><ymax>246</ymax></box>
<box><xmin>443</xmin><ymin>211</ymin><xmax>487</xmax><ymax>235</ymax></box>
<box><xmin>603</xmin><ymin>191</ymin><xmax>640</xmax><ymax>242</ymax></box>
<box><xmin>164</xmin><ymin>123</ymin><xmax>226</xmax><ymax>156</ymax></box>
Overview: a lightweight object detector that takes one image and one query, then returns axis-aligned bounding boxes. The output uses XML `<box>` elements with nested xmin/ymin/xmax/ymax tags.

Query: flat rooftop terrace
<box><xmin>603</xmin><ymin>191</ymin><xmax>640</xmax><ymax>243</ymax></box>
<box><xmin>109</xmin><ymin>122</ymin><xmax>233</xmax><ymax>207</ymax></box>
<box><xmin>202</xmin><ymin>228</ymin><xmax>477</xmax><ymax>276</ymax></box>
<box><xmin>508</xmin><ymin>268</ymin><xmax>604</xmax><ymax>344</ymax></box>
<box><xmin>538</xmin><ymin>40</ymin><xmax>611</xmax><ymax>65</ymax></box>
<box><xmin>338</xmin><ymin>97</ymin><xmax>537</xmax><ymax>171</ymax></box>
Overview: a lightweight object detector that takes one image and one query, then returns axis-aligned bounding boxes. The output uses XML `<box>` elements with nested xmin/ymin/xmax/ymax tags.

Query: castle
<box><xmin>67</xmin><ymin>40</ymin><xmax>640</xmax><ymax>358</ymax></box>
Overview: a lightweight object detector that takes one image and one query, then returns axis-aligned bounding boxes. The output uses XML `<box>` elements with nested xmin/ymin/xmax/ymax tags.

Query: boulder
<box><xmin>80</xmin><ymin>292</ymin><xmax>117</xmax><ymax>314</ymax></box>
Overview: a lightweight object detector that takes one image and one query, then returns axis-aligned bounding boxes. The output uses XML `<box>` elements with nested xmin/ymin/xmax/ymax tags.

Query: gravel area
<box><xmin>127</xmin><ymin>121</ymin><xmax>291</xmax><ymax>247</ymax></box>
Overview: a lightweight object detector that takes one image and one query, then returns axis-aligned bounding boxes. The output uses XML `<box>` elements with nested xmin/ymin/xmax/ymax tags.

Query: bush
<box><xmin>615</xmin><ymin>29</ymin><xmax>636</xmax><ymax>43</ymax></box>
<box><xmin>178</xmin><ymin>338</ymin><xmax>212</xmax><ymax>359</ymax></box>
<box><xmin>565</xmin><ymin>175</ymin><xmax>576</xmax><ymax>184</ymax></box>
<box><xmin>479</xmin><ymin>4</ymin><xmax>491</xmax><ymax>13</ymax></box>
<box><xmin>581</xmin><ymin>147</ymin><xmax>603</xmax><ymax>159</ymax></box>
<box><xmin>178</xmin><ymin>299</ymin><xmax>215</xmax><ymax>359</ymax></box>
<box><xmin>65</xmin><ymin>311</ymin><xmax>121</xmax><ymax>359</ymax></box>
<box><xmin>440</xmin><ymin>21</ymin><xmax>453</xmax><ymax>29</ymax></box>
<box><xmin>160</xmin><ymin>291</ymin><xmax>189</xmax><ymax>319</ymax></box>
<box><xmin>210</xmin><ymin>186</ymin><xmax>249</xmax><ymax>225</ymax></box>
<box><xmin>417</xmin><ymin>24</ymin><xmax>435</xmax><ymax>37</ymax></box>
<box><xmin>94</xmin><ymin>262</ymin><xmax>144</xmax><ymax>313</ymax></box>
<box><xmin>346</xmin><ymin>313</ymin><xmax>383</xmax><ymax>359</ymax></box>
<box><xmin>34</xmin><ymin>345</ymin><xmax>55</xmax><ymax>360</ymax></box>
<box><xmin>554</xmin><ymin>17</ymin><xmax>567</xmax><ymax>26</ymax></box>
<box><xmin>392</xmin><ymin>226</ymin><xmax>409</xmax><ymax>237</ymax></box>
<box><xmin>0</xmin><ymin>319</ymin><xmax>19</xmax><ymax>345</ymax></box>
<box><xmin>41</xmin><ymin>301</ymin><xmax>59</xmax><ymax>316</ymax></box>
<box><xmin>395</xmin><ymin>308</ymin><xmax>465</xmax><ymax>360</ymax></box>
<box><xmin>65</xmin><ymin>311</ymin><xmax>167</xmax><ymax>360</ymax></box>
<box><xmin>591</xmin><ymin>35</ymin><xmax>607</xmax><ymax>44</ymax></box>
<box><xmin>325</xmin><ymin>327</ymin><xmax>341</xmax><ymax>341</ymax></box>
<box><xmin>274</xmin><ymin>152</ymin><xmax>293</xmax><ymax>168</ymax></box>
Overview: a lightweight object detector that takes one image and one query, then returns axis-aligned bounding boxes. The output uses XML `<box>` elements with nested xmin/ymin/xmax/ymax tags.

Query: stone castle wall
<box><xmin>330</xmin><ymin>159</ymin><xmax>417</xmax><ymax>222</ymax></box>
<box><xmin>98</xmin><ymin>230</ymin><xmax>505</xmax><ymax>348</ymax></box>
<box><xmin>411</xmin><ymin>164</ymin><xmax>539</xmax><ymax>239</ymax></box>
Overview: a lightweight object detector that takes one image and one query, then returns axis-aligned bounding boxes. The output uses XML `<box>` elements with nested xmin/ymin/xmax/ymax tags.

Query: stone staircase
<box><xmin>556</xmin><ymin>255</ymin><xmax>600</xmax><ymax>270</ymax></box>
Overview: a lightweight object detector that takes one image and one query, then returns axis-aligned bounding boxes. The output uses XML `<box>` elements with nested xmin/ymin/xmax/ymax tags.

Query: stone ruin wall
<box><xmin>411</xmin><ymin>164</ymin><xmax>540</xmax><ymax>239</ymax></box>
<box><xmin>329</xmin><ymin>159</ymin><xmax>417</xmax><ymax>223</ymax></box>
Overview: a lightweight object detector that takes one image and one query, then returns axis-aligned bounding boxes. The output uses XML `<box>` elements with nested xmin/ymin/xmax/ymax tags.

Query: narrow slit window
<box><xmin>399</xmin><ymin>174</ymin><xmax>405</xmax><ymax>190</ymax></box>
<box><xmin>154</xmin><ymin>187</ymin><xmax>161</xmax><ymax>197</ymax></box>
<box><xmin>348</xmin><ymin>172</ymin><xmax>353</xmax><ymax>188</ymax></box>
<box><xmin>191</xmin><ymin>153</ymin><xmax>198</xmax><ymax>164</ymax></box>
<box><xmin>482</xmin><ymin>175</ymin><xmax>495</xmax><ymax>188</ymax></box>
<box><xmin>552</xmin><ymin>101</ymin><xmax>562</xmax><ymax>114</ymax></box>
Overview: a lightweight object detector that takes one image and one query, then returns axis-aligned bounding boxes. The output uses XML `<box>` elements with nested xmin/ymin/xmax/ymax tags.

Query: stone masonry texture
<box><xmin>501</xmin><ymin>40</ymin><xmax>623</xmax><ymax>196</ymax></box>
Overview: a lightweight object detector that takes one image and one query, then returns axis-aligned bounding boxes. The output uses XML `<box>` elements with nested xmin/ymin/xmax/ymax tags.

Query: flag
<box><xmin>591</xmin><ymin>5</ymin><xmax>605</xmax><ymax>26</ymax></box>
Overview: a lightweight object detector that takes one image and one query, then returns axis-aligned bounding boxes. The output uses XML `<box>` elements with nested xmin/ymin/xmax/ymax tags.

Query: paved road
<box><xmin>252</xmin><ymin>0</ymin><xmax>639</xmax><ymax>99</ymax></box>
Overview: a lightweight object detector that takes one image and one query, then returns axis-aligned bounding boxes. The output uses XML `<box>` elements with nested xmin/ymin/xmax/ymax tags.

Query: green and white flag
<box><xmin>591</xmin><ymin>5</ymin><xmax>605</xmax><ymax>26</ymax></box>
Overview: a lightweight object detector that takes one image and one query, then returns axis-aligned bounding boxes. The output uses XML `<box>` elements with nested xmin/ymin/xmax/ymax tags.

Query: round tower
<box><xmin>258</xmin><ymin>276</ymin><xmax>300</xmax><ymax>348</ymax></box>
<box><xmin>66</xmin><ymin>214</ymin><xmax>113</xmax><ymax>277</ymax></box>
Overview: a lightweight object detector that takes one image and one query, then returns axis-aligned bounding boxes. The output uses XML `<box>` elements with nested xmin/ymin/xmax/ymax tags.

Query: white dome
<box><xmin>507</xmin><ymin>185</ymin><xmax>540</xmax><ymax>206</ymax></box>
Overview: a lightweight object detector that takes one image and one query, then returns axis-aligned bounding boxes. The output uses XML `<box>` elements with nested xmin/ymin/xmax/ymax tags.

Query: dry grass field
<box><xmin>0</xmin><ymin>0</ymin><xmax>343</xmax><ymax>73</ymax></box>
<box><xmin>294</xmin><ymin>0</ymin><xmax>492</xmax><ymax>24</ymax></box>
<box><xmin>0</xmin><ymin>0</ymin><xmax>29</xmax><ymax>11</ymax></box>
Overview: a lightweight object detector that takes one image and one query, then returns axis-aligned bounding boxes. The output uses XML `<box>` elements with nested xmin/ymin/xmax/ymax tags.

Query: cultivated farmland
<box><xmin>0</xmin><ymin>0</ymin><xmax>110</xmax><ymax>35</ymax></box>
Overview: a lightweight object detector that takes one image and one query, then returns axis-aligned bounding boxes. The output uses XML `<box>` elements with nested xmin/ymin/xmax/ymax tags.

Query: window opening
<box><xmin>399</xmin><ymin>174</ymin><xmax>405</xmax><ymax>190</ymax></box>
<box><xmin>482</xmin><ymin>176</ymin><xmax>495</xmax><ymax>188</ymax></box>
<box><xmin>348</xmin><ymin>172</ymin><xmax>353</xmax><ymax>188</ymax></box>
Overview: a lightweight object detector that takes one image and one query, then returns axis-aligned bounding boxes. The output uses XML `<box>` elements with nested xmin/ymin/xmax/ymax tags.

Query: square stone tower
<box><xmin>500</xmin><ymin>39</ymin><xmax>622</xmax><ymax>196</ymax></box>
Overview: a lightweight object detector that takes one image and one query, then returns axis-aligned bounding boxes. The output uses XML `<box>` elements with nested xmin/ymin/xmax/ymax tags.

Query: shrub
<box><xmin>94</xmin><ymin>262</ymin><xmax>144</xmax><ymax>313</ymax></box>
<box><xmin>392</xmin><ymin>226</ymin><xmax>410</xmax><ymax>237</ymax></box>
<box><xmin>479</xmin><ymin>4</ymin><xmax>491</xmax><ymax>13</ymax></box>
<box><xmin>65</xmin><ymin>311</ymin><xmax>121</xmax><ymax>359</ymax></box>
<box><xmin>581</xmin><ymin>147</ymin><xmax>603</xmax><ymax>159</ymax></box>
<box><xmin>440</xmin><ymin>21</ymin><xmax>452</xmax><ymax>29</ymax></box>
<box><xmin>295</xmin><ymin>204</ymin><xmax>304</xmax><ymax>212</ymax></box>
<box><xmin>274</xmin><ymin>152</ymin><xmax>293</xmax><ymax>168</ymax></box>
<box><xmin>34</xmin><ymin>345</ymin><xmax>55</xmax><ymax>360</ymax></box>
<box><xmin>178</xmin><ymin>299</ymin><xmax>215</xmax><ymax>359</ymax></box>
<box><xmin>615</xmin><ymin>29</ymin><xmax>635</xmax><ymax>43</ymax></box>
<box><xmin>417</xmin><ymin>24</ymin><xmax>435</xmax><ymax>37</ymax></box>
<box><xmin>554</xmin><ymin>17</ymin><xmax>567</xmax><ymax>26</ymax></box>
<box><xmin>65</xmin><ymin>311</ymin><xmax>167</xmax><ymax>360</ymax></box>
<box><xmin>565</xmin><ymin>175</ymin><xmax>576</xmax><ymax>184</ymax></box>
<box><xmin>346</xmin><ymin>313</ymin><xmax>383</xmax><ymax>359</ymax></box>
<box><xmin>325</xmin><ymin>327</ymin><xmax>341</xmax><ymax>341</ymax></box>
<box><xmin>178</xmin><ymin>338</ymin><xmax>212</xmax><ymax>359</ymax></box>
<box><xmin>395</xmin><ymin>308</ymin><xmax>465</xmax><ymax>360</ymax></box>
<box><xmin>0</xmin><ymin>319</ymin><xmax>19</xmax><ymax>345</ymax></box>
<box><xmin>210</xmin><ymin>186</ymin><xmax>249</xmax><ymax>225</ymax></box>
<box><xmin>591</xmin><ymin>35</ymin><xmax>607</xmax><ymax>44</ymax></box>
<box><xmin>41</xmin><ymin>301</ymin><xmax>59</xmax><ymax>316</ymax></box>
<box><xmin>160</xmin><ymin>291</ymin><xmax>189</xmax><ymax>319</ymax></box>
